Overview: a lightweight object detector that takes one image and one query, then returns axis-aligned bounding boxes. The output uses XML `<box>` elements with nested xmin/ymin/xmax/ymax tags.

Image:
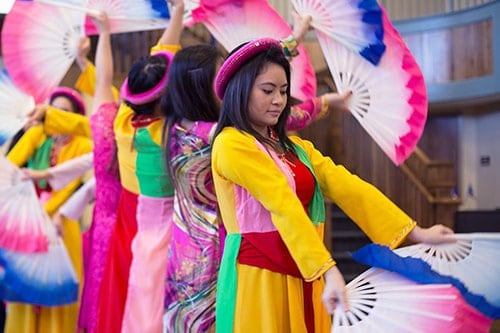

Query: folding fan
<box><xmin>0</xmin><ymin>68</ymin><xmax>35</xmax><ymax>147</ymax></box>
<box><xmin>191</xmin><ymin>0</ymin><xmax>317</xmax><ymax>102</ymax></box>
<box><xmin>290</xmin><ymin>0</ymin><xmax>385</xmax><ymax>65</ymax></box>
<box><xmin>1</xmin><ymin>1</ymin><xmax>85</xmax><ymax>103</ymax></box>
<box><xmin>332</xmin><ymin>267</ymin><xmax>492</xmax><ymax>333</ymax></box>
<box><xmin>0</xmin><ymin>236</ymin><xmax>79</xmax><ymax>306</ymax></box>
<box><xmin>0</xmin><ymin>155</ymin><xmax>51</xmax><ymax>253</ymax></box>
<box><xmin>352</xmin><ymin>243</ymin><xmax>500</xmax><ymax>320</ymax></box>
<box><xmin>395</xmin><ymin>233</ymin><xmax>500</xmax><ymax>307</ymax></box>
<box><xmin>183</xmin><ymin>0</ymin><xmax>201</xmax><ymax>26</ymax></box>
<box><xmin>34</xmin><ymin>0</ymin><xmax>171</xmax><ymax>35</ymax></box>
<box><xmin>315</xmin><ymin>7</ymin><xmax>427</xmax><ymax>165</ymax></box>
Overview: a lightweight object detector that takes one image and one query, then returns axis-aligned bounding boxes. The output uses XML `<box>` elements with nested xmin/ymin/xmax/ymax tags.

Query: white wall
<box><xmin>476</xmin><ymin>112</ymin><xmax>500</xmax><ymax>209</ymax></box>
<box><xmin>458</xmin><ymin>111</ymin><xmax>500</xmax><ymax>210</ymax></box>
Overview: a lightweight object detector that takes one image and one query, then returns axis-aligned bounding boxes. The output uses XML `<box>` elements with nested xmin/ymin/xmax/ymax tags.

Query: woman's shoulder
<box><xmin>213</xmin><ymin>127</ymin><xmax>253</xmax><ymax>145</ymax></box>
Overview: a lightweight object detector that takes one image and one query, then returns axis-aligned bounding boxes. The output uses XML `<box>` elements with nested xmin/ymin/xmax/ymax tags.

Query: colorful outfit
<box><xmin>37</xmin><ymin>103</ymin><xmax>122</xmax><ymax>333</ymax></box>
<box><xmin>96</xmin><ymin>102</ymin><xmax>175</xmax><ymax>333</ymax></box>
<box><xmin>5</xmin><ymin>122</ymin><xmax>92</xmax><ymax>333</ymax></box>
<box><xmin>79</xmin><ymin>103</ymin><xmax>121</xmax><ymax>333</ymax></box>
<box><xmin>211</xmin><ymin>128</ymin><xmax>417</xmax><ymax>333</ymax></box>
<box><xmin>163</xmin><ymin>97</ymin><xmax>331</xmax><ymax>332</ymax></box>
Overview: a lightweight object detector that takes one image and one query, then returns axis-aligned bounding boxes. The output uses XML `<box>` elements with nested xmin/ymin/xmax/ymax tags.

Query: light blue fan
<box><xmin>34</xmin><ymin>0</ymin><xmax>171</xmax><ymax>35</ymax></box>
<box><xmin>0</xmin><ymin>69</ymin><xmax>35</xmax><ymax>147</ymax></box>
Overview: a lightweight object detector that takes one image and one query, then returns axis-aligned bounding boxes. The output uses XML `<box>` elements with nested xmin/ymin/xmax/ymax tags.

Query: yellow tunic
<box><xmin>211</xmin><ymin>128</ymin><xmax>416</xmax><ymax>333</ymax></box>
<box><xmin>5</xmin><ymin>124</ymin><xmax>93</xmax><ymax>333</ymax></box>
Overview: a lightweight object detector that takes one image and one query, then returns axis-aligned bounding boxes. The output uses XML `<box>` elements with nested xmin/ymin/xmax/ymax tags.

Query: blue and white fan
<box><xmin>0</xmin><ymin>69</ymin><xmax>35</xmax><ymax>147</ymax></box>
<box><xmin>290</xmin><ymin>0</ymin><xmax>386</xmax><ymax>65</ymax></box>
<box><xmin>0</xmin><ymin>228</ymin><xmax>79</xmax><ymax>306</ymax></box>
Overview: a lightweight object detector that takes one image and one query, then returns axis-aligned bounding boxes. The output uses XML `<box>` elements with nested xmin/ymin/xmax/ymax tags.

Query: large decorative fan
<box><xmin>0</xmin><ymin>68</ymin><xmax>35</xmax><ymax>146</ymax></box>
<box><xmin>352</xmin><ymin>243</ymin><xmax>500</xmax><ymax>320</ymax></box>
<box><xmin>183</xmin><ymin>0</ymin><xmax>201</xmax><ymax>25</ymax></box>
<box><xmin>0</xmin><ymin>155</ymin><xmax>51</xmax><ymax>253</ymax></box>
<box><xmin>332</xmin><ymin>267</ymin><xmax>493</xmax><ymax>332</ymax></box>
<box><xmin>0</xmin><ymin>236</ymin><xmax>79</xmax><ymax>306</ymax></box>
<box><xmin>34</xmin><ymin>0</ymin><xmax>171</xmax><ymax>35</ymax></box>
<box><xmin>191</xmin><ymin>0</ymin><xmax>317</xmax><ymax>102</ymax></box>
<box><xmin>290</xmin><ymin>0</ymin><xmax>385</xmax><ymax>65</ymax></box>
<box><xmin>315</xmin><ymin>7</ymin><xmax>427</xmax><ymax>165</ymax></box>
<box><xmin>395</xmin><ymin>233</ymin><xmax>500</xmax><ymax>307</ymax></box>
<box><xmin>1</xmin><ymin>1</ymin><xmax>85</xmax><ymax>103</ymax></box>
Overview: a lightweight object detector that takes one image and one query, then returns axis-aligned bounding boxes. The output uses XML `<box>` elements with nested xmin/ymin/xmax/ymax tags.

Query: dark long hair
<box><xmin>124</xmin><ymin>54</ymin><xmax>168</xmax><ymax>115</ymax></box>
<box><xmin>161</xmin><ymin>44</ymin><xmax>223</xmax><ymax>172</ymax></box>
<box><xmin>213</xmin><ymin>45</ymin><xmax>294</xmax><ymax>151</ymax></box>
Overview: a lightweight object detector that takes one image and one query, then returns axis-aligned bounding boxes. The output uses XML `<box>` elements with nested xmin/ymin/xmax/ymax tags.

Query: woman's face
<box><xmin>51</xmin><ymin>96</ymin><xmax>75</xmax><ymax>113</ymax></box>
<box><xmin>248</xmin><ymin>63</ymin><xmax>288</xmax><ymax>137</ymax></box>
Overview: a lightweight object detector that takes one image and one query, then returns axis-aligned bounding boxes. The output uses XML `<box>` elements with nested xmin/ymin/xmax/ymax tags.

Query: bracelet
<box><xmin>319</xmin><ymin>96</ymin><xmax>330</xmax><ymax>119</ymax></box>
<box><xmin>280</xmin><ymin>35</ymin><xmax>299</xmax><ymax>58</ymax></box>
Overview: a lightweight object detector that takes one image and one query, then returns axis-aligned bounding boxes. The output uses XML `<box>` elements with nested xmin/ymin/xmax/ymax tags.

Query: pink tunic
<box><xmin>77</xmin><ymin>102</ymin><xmax>121</xmax><ymax>333</ymax></box>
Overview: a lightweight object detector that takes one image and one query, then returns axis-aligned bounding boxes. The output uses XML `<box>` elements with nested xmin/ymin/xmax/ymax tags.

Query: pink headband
<box><xmin>49</xmin><ymin>87</ymin><xmax>86</xmax><ymax>115</ymax></box>
<box><xmin>120</xmin><ymin>51</ymin><xmax>175</xmax><ymax>105</ymax></box>
<box><xmin>214</xmin><ymin>37</ymin><xmax>283</xmax><ymax>100</ymax></box>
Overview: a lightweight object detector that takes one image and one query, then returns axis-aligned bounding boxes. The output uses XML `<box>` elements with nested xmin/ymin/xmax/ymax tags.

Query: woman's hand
<box><xmin>291</xmin><ymin>11</ymin><xmax>312</xmax><ymax>44</ymax></box>
<box><xmin>323</xmin><ymin>90</ymin><xmax>352</xmax><ymax>114</ymax></box>
<box><xmin>76</xmin><ymin>36</ymin><xmax>91</xmax><ymax>70</ymax></box>
<box><xmin>322</xmin><ymin>265</ymin><xmax>349</xmax><ymax>314</ymax></box>
<box><xmin>20</xmin><ymin>168</ymin><xmax>51</xmax><ymax>182</ymax></box>
<box><xmin>52</xmin><ymin>212</ymin><xmax>64</xmax><ymax>237</ymax></box>
<box><xmin>408</xmin><ymin>224</ymin><xmax>456</xmax><ymax>244</ymax></box>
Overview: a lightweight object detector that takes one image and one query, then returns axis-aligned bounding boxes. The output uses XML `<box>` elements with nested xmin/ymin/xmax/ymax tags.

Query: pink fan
<box><xmin>315</xmin><ymin>6</ymin><xmax>427</xmax><ymax>165</ymax></box>
<box><xmin>34</xmin><ymin>0</ymin><xmax>171</xmax><ymax>35</ymax></box>
<box><xmin>0</xmin><ymin>68</ymin><xmax>35</xmax><ymax>146</ymax></box>
<box><xmin>332</xmin><ymin>267</ymin><xmax>492</xmax><ymax>332</ymax></box>
<box><xmin>0</xmin><ymin>155</ymin><xmax>51</xmax><ymax>253</ymax></box>
<box><xmin>290</xmin><ymin>0</ymin><xmax>385</xmax><ymax>65</ymax></box>
<box><xmin>191</xmin><ymin>0</ymin><xmax>317</xmax><ymax>102</ymax></box>
<box><xmin>1</xmin><ymin>1</ymin><xmax>85</xmax><ymax>104</ymax></box>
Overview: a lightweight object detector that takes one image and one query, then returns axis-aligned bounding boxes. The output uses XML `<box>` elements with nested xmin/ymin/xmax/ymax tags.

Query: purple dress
<box><xmin>78</xmin><ymin>102</ymin><xmax>121</xmax><ymax>333</ymax></box>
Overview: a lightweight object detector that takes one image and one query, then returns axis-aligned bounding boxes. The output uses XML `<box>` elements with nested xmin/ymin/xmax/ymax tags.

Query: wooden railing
<box><xmin>400</xmin><ymin>148</ymin><xmax>461</xmax><ymax>228</ymax></box>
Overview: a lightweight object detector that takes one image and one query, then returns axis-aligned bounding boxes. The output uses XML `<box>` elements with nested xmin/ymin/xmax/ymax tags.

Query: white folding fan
<box><xmin>315</xmin><ymin>7</ymin><xmax>427</xmax><ymax>165</ymax></box>
<box><xmin>183</xmin><ymin>0</ymin><xmax>201</xmax><ymax>26</ymax></box>
<box><xmin>191</xmin><ymin>0</ymin><xmax>317</xmax><ymax>102</ymax></box>
<box><xmin>332</xmin><ymin>267</ymin><xmax>492</xmax><ymax>333</ymax></box>
<box><xmin>395</xmin><ymin>232</ymin><xmax>500</xmax><ymax>307</ymax></box>
<box><xmin>0</xmin><ymin>68</ymin><xmax>35</xmax><ymax>147</ymax></box>
<box><xmin>290</xmin><ymin>0</ymin><xmax>386</xmax><ymax>65</ymax></box>
<box><xmin>0</xmin><ymin>235</ymin><xmax>79</xmax><ymax>306</ymax></box>
<box><xmin>35</xmin><ymin>0</ymin><xmax>171</xmax><ymax>35</ymax></box>
<box><xmin>1</xmin><ymin>1</ymin><xmax>85</xmax><ymax>103</ymax></box>
<box><xmin>0</xmin><ymin>155</ymin><xmax>51</xmax><ymax>253</ymax></box>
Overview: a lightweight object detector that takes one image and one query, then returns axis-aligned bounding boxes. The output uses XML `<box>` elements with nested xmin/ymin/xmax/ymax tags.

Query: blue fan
<box><xmin>291</xmin><ymin>0</ymin><xmax>385</xmax><ymax>65</ymax></box>
<box><xmin>33</xmin><ymin>0</ymin><xmax>170</xmax><ymax>35</ymax></box>
<box><xmin>0</xmin><ymin>236</ymin><xmax>79</xmax><ymax>306</ymax></box>
<box><xmin>395</xmin><ymin>233</ymin><xmax>500</xmax><ymax>308</ymax></box>
<box><xmin>0</xmin><ymin>69</ymin><xmax>35</xmax><ymax>146</ymax></box>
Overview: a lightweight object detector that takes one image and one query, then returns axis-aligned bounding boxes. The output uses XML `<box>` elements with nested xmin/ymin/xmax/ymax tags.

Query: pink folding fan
<box><xmin>1</xmin><ymin>1</ymin><xmax>85</xmax><ymax>103</ymax></box>
<box><xmin>315</xmin><ymin>6</ymin><xmax>427</xmax><ymax>165</ymax></box>
<box><xmin>332</xmin><ymin>267</ymin><xmax>492</xmax><ymax>333</ymax></box>
<box><xmin>191</xmin><ymin>0</ymin><xmax>317</xmax><ymax>102</ymax></box>
<box><xmin>0</xmin><ymin>155</ymin><xmax>51</xmax><ymax>253</ymax></box>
